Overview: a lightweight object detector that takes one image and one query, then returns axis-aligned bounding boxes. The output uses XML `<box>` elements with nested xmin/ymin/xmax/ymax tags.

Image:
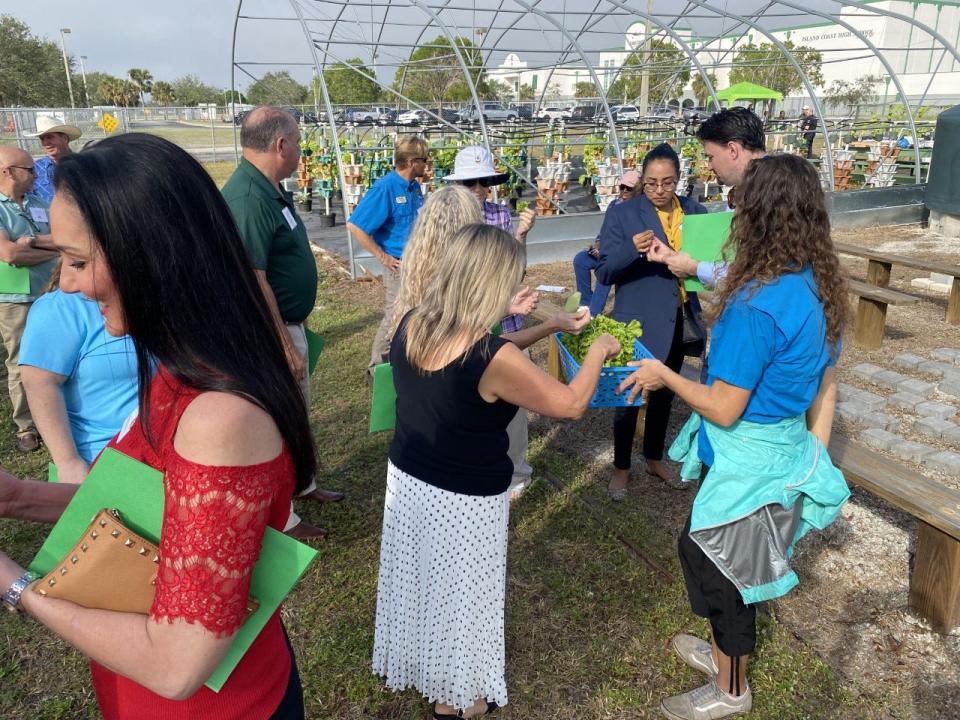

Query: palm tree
<box><xmin>127</xmin><ymin>68</ymin><xmax>154</xmax><ymax>106</ymax></box>
<box><xmin>151</xmin><ymin>81</ymin><xmax>176</xmax><ymax>106</ymax></box>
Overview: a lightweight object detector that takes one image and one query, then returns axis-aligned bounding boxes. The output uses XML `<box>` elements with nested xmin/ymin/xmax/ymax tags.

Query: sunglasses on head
<box><xmin>461</xmin><ymin>177</ymin><xmax>496</xmax><ymax>188</ymax></box>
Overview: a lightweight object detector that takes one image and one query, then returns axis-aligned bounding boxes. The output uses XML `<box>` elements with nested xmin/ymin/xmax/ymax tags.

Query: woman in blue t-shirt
<box><xmin>618</xmin><ymin>154</ymin><xmax>850</xmax><ymax>720</ymax></box>
<box><xmin>20</xmin><ymin>262</ymin><xmax>138</xmax><ymax>484</ymax></box>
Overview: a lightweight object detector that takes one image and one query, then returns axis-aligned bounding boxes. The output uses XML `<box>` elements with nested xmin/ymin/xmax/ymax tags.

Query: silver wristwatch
<box><xmin>2</xmin><ymin>572</ymin><xmax>35</xmax><ymax>613</ymax></box>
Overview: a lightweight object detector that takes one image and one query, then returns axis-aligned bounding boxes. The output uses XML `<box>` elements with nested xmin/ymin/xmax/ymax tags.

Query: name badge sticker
<box><xmin>29</xmin><ymin>207</ymin><xmax>49</xmax><ymax>224</ymax></box>
<box><xmin>395</xmin><ymin>196</ymin><xmax>407</xmax><ymax>205</ymax></box>
<box><xmin>281</xmin><ymin>206</ymin><xmax>298</xmax><ymax>230</ymax></box>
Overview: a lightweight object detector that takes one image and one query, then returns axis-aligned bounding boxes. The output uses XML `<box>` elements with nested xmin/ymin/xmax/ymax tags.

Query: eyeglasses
<box><xmin>642</xmin><ymin>179</ymin><xmax>677</xmax><ymax>192</ymax></box>
<box><xmin>619</xmin><ymin>184</ymin><xmax>634</xmax><ymax>192</ymax></box>
<box><xmin>461</xmin><ymin>177</ymin><xmax>497</xmax><ymax>188</ymax></box>
<box><xmin>5</xmin><ymin>165</ymin><xmax>36</xmax><ymax>175</ymax></box>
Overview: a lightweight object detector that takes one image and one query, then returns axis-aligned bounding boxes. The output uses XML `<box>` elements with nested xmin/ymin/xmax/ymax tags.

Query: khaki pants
<box><xmin>369</xmin><ymin>266</ymin><xmax>401</xmax><ymax>372</ymax></box>
<box><xmin>0</xmin><ymin>302</ymin><xmax>35</xmax><ymax>436</ymax></box>
<box><xmin>284</xmin><ymin>322</ymin><xmax>317</xmax><ymax>530</ymax></box>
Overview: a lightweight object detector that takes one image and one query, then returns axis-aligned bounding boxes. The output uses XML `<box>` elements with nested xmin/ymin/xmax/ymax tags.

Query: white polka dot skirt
<box><xmin>372</xmin><ymin>461</ymin><xmax>510</xmax><ymax>710</ymax></box>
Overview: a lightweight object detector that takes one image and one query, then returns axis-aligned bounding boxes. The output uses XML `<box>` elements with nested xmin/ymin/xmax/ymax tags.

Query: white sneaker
<box><xmin>671</xmin><ymin>634</ymin><xmax>718</xmax><ymax>676</ymax></box>
<box><xmin>660</xmin><ymin>679</ymin><xmax>751</xmax><ymax>720</ymax></box>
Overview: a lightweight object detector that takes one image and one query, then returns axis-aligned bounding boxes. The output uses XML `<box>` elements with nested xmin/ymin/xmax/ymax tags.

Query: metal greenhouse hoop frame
<box><xmin>230</xmin><ymin>0</ymin><xmax>960</xmax><ymax>276</ymax></box>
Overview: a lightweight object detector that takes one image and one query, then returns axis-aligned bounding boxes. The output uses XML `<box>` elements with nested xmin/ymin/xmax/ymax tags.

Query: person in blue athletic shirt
<box><xmin>20</xmin><ymin>262</ymin><xmax>138</xmax><ymax>484</ymax></box>
<box><xmin>618</xmin><ymin>154</ymin><xmax>850</xmax><ymax>720</ymax></box>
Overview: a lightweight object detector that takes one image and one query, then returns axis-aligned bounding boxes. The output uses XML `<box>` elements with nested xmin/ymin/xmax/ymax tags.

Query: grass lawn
<box><xmin>136</xmin><ymin>124</ymin><xmax>240</xmax><ymax>149</ymax></box>
<box><xmin>0</xmin><ymin>264</ymin><xmax>904</xmax><ymax>719</ymax></box>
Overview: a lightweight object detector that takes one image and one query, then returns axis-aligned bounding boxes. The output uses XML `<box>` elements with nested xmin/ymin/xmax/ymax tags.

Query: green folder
<box><xmin>369</xmin><ymin>362</ymin><xmax>396</xmax><ymax>433</ymax></box>
<box><xmin>0</xmin><ymin>262</ymin><xmax>30</xmax><ymax>294</ymax></box>
<box><xmin>29</xmin><ymin>448</ymin><xmax>319</xmax><ymax>692</ymax></box>
<box><xmin>682</xmin><ymin>211</ymin><xmax>735</xmax><ymax>293</ymax></box>
<box><xmin>305</xmin><ymin>327</ymin><xmax>324</xmax><ymax>374</ymax></box>
<box><xmin>48</xmin><ymin>462</ymin><xmax>58</xmax><ymax>483</ymax></box>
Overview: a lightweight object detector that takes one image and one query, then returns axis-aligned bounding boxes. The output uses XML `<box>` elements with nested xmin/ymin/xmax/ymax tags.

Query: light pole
<box><xmin>59</xmin><ymin>28</ymin><xmax>76</xmax><ymax>109</ymax></box>
<box><xmin>79</xmin><ymin>55</ymin><xmax>90</xmax><ymax>107</ymax></box>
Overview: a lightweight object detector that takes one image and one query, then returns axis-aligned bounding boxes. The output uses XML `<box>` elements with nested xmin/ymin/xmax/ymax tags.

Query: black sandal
<box><xmin>433</xmin><ymin>701</ymin><xmax>499</xmax><ymax>719</ymax></box>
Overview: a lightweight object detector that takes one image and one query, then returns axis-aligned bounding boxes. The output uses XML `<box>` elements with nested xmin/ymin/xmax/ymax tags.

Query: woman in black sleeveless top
<box><xmin>372</xmin><ymin>224</ymin><xmax>619</xmax><ymax>720</ymax></box>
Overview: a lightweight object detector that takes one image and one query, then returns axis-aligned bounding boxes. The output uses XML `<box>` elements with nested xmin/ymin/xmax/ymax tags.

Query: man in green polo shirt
<box><xmin>0</xmin><ymin>146</ymin><xmax>59</xmax><ymax>452</ymax></box>
<box><xmin>222</xmin><ymin>106</ymin><xmax>343</xmax><ymax>540</ymax></box>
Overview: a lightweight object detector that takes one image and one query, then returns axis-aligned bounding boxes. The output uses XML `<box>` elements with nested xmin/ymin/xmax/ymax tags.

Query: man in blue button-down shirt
<box><xmin>347</xmin><ymin>135</ymin><xmax>427</xmax><ymax>374</ymax></box>
<box><xmin>0</xmin><ymin>146</ymin><xmax>59</xmax><ymax>452</ymax></box>
<box><xmin>27</xmin><ymin>117</ymin><xmax>82</xmax><ymax>204</ymax></box>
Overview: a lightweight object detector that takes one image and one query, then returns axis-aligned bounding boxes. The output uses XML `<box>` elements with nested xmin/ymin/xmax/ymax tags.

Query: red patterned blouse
<box><xmin>90</xmin><ymin>366</ymin><xmax>296</xmax><ymax>719</ymax></box>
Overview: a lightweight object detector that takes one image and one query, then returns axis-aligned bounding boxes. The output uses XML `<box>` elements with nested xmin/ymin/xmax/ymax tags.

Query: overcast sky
<box><xmin>6</xmin><ymin>0</ymin><xmax>852</xmax><ymax>91</ymax></box>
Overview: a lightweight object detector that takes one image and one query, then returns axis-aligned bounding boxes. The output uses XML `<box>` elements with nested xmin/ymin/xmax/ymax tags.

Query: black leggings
<box><xmin>678</xmin><ymin>512</ymin><xmax>756</xmax><ymax>658</ymax></box>
<box><xmin>270</xmin><ymin>625</ymin><xmax>306</xmax><ymax>720</ymax></box>
<box><xmin>613</xmin><ymin>306</ymin><xmax>685</xmax><ymax>468</ymax></box>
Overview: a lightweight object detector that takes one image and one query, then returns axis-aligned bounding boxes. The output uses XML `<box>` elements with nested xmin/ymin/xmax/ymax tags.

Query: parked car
<box><xmin>570</xmin><ymin>104</ymin><xmax>599</xmax><ymax>120</ymax></box>
<box><xmin>536</xmin><ymin>106</ymin><xmax>571</xmax><ymax>121</ymax></box>
<box><xmin>343</xmin><ymin>106</ymin><xmax>393</xmax><ymax>123</ymax></box>
<box><xmin>397</xmin><ymin>108</ymin><xmax>458</xmax><ymax>125</ymax></box>
<box><xmin>301</xmin><ymin>111</ymin><xmax>319</xmax><ymax>125</ymax></box>
<box><xmin>508</xmin><ymin>103</ymin><xmax>533</xmax><ymax>121</ymax></box>
<box><xmin>650</xmin><ymin>105</ymin><xmax>678</xmax><ymax>120</ymax></box>
<box><xmin>457</xmin><ymin>102</ymin><xmax>519</xmax><ymax>123</ymax></box>
<box><xmin>610</xmin><ymin>104</ymin><xmax>640</xmax><ymax>122</ymax></box>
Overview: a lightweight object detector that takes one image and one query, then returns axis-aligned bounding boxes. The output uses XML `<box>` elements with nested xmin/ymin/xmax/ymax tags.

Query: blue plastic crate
<box><xmin>555</xmin><ymin>332</ymin><xmax>653</xmax><ymax>408</ymax></box>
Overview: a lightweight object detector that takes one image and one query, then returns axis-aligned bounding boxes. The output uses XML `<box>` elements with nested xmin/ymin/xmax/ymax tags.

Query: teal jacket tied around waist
<box><xmin>669</xmin><ymin>412</ymin><xmax>850</xmax><ymax>605</ymax></box>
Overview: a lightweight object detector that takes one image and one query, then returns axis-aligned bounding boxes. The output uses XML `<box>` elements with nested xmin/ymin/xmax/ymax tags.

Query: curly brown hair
<box><xmin>710</xmin><ymin>153</ymin><xmax>848</xmax><ymax>353</ymax></box>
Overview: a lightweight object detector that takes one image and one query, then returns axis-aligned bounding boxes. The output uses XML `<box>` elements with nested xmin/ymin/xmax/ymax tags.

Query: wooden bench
<box><xmin>829</xmin><ymin>435</ymin><xmax>960</xmax><ymax>633</ymax></box>
<box><xmin>835</xmin><ymin>241</ymin><xmax>960</xmax><ymax>325</ymax></box>
<box><xmin>848</xmin><ymin>279</ymin><xmax>919</xmax><ymax>350</ymax></box>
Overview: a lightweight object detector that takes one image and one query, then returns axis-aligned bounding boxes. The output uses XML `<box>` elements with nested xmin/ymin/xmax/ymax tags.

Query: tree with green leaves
<box><xmin>824</xmin><ymin>74</ymin><xmax>882</xmax><ymax>116</ymax></box>
<box><xmin>321</xmin><ymin>59</ymin><xmax>380</xmax><ymax>105</ymax></box>
<box><xmin>517</xmin><ymin>83</ymin><xmax>535</xmax><ymax>102</ymax></box>
<box><xmin>151</xmin><ymin>81</ymin><xmax>176</xmax><ymax>106</ymax></box>
<box><xmin>127</xmin><ymin>68</ymin><xmax>153</xmax><ymax>106</ymax></box>
<box><xmin>729</xmin><ymin>40</ymin><xmax>823</xmax><ymax>99</ymax></box>
<box><xmin>171</xmin><ymin>74</ymin><xmax>222</xmax><ymax>106</ymax></box>
<box><xmin>484</xmin><ymin>79</ymin><xmax>513</xmax><ymax>102</ymax></box>
<box><xmin>574</xmin><ymin>82</ymin><xmax>597</xmax><ymax>99</ymax></box>
<box><xmin>97</xmin><ymin>76</ymin><xmax>139</xmax><ymax>107</ymax></box>
<box><xmin>607</xmin><ymin>40</ymin><xmax>691</xmax><ymax>106</ymax></box>
<box><xmin>690</xmin><ymin>72</ymin><xmax>717</xmax><ymax>107</ymax></box>
<box><xmin>247</xmin><ymin>71</ymin><xmax>308</xmax><ymax>106</ymax></box>
<box><xmin>393</xmin><ymin>35</ymin><xmax>486</xmax><ymax>104</ymax></box>
<box><xmin>0</xmin><ymin>14</ymin><xmax>74</xmax><ymax>106</ymax></box>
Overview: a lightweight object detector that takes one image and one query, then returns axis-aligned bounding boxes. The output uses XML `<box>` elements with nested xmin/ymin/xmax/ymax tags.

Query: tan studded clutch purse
<box><xmin>33</xmin><ymin>508</ymin><xmax>259</xmax><ymax>618</ymax></box>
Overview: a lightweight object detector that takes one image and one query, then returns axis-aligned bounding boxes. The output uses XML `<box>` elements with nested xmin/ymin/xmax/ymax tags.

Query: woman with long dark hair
<box><xmin>0</xmin><ymin>133</ymin><xmax>314</xmax><ymax>719</ymax></box>
<box><xmin>595</xmin><ymin>142</ymin><xmax>708</xmax><ymax>499</ymax></box>
<box><xmin>619</xmin><ymin>154</ymin><xmax>850</xmax><ymax>720</ymax></box>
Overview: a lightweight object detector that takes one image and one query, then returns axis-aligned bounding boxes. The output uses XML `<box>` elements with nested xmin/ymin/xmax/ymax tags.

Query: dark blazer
<box><xmin>595</xmin><ymin>194</ymin><xmax>708</xmax><ymax>361</ymax></box>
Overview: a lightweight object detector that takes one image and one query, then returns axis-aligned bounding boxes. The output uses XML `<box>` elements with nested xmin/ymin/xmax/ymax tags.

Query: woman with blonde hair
<box><xmin>373</xmin><ymin>223</ymin><xmax>619</xmax><ymax>719</ymax></box>
<box><xmin>392</xmin><ymin>185</ymin><xmax>590</xmax><ymax>354</ymax></box>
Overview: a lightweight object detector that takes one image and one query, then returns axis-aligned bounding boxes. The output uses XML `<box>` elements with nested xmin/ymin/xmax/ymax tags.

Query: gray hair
<box><xmin>240</xmin><ymin>106</ymin><xmax>298</xmax><ymax>152</ymax></box>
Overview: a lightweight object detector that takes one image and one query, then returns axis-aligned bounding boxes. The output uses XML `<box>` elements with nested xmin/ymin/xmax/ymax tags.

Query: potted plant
<box><xmin>295</xmin><ymin>188</ymin><xmax>312</xmax><ymax>214</ymax></box>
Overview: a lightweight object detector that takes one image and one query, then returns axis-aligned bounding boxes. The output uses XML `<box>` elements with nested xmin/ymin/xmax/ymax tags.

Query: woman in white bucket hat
<box><xmin>27</xmin><ymin>116</ymin><xmax>82</xmax><ymax>203</ymax></box>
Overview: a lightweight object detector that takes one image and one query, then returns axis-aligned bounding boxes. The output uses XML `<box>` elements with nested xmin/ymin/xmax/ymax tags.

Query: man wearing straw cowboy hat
<box><xmin>26</xmin><ymin>116</ymin><xmax>82</xmax><ymax>203</ymax></box>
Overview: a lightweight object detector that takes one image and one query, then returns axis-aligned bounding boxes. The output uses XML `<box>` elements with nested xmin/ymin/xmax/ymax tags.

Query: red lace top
<box><xmin>89</xmin><ymin>367</ymin><xmax>296</xmax><ymax>720</ymax></box>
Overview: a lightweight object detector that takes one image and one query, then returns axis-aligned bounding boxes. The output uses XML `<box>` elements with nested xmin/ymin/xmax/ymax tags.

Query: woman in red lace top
<box><xmin>0</xmin><ymin>133</ymin><xmax>316</xmax><ymax>719</ymax></box>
